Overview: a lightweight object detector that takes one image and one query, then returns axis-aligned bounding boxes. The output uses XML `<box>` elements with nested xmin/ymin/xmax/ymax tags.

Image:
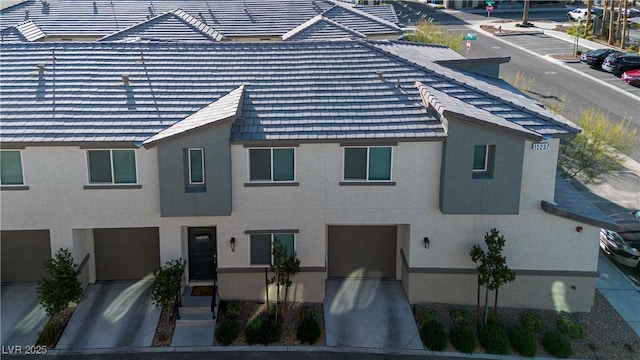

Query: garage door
<box><xmin>1</xmin><ymin>230</ymin><xmax>51</xmax><ymax>283</ymax></box>
<box><xmin>328</xmin><ymin>225</ymin><xmax>396</xmax><ymax>279</ymax></box>
<box><xmin>94</xmin><ymin>227</ymin><xmax>160</xmax><ymax>281</ymax></box>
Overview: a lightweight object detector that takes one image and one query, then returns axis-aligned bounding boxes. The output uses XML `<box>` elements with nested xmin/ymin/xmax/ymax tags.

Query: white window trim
<box><xmin>472</xmin><ymin>145</ymin><xmax>489</xmax><ymax>173</ymax></box>
<box><xmin>86</xmin><ymin>149</ymin><xmax>138</xmax><ymax>185</ymax></box>
<box><xmin>342</xmin><ymin>146</ymin><xmax>393</xmax><ymax>182</ymax></box>
<box><xmin>247</xmin><ymin>147</ymin><xmax>296</xmax><ymax>183</ymax></box>
<box><xmin>188</xmin><ymin>148</ymin><xmax>205</xmax><ymax>185</ymax></box>
<box><xmin>0</xmin><ymin>149</ymin><xmax>25</xmax><ymax>186</ymax></box>
<box><xmin>248</xmin><ymin>233</ymin><xmax>296</xmax><ymax>267</ymax></box>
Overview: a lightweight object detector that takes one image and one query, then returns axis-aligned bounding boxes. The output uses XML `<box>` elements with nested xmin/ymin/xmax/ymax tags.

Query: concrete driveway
<box><xmin>324</xmin><ymin>279</ymin><xmax>422</xmax><ymax>349</ymax></box>
<box><xmin>1</xmin><ymin>284</ymin><xmax>48</xmax><ymax>347</ymax></box>
<box><xmin>56</xmin><ymin>281</ymin><xmax>161</xmax><ymax>349</ymax></box>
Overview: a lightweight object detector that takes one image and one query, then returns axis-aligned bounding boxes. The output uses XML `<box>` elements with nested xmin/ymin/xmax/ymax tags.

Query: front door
<box><xmin>188</xmin><ymin>227</ymin><xmax>216</xmax><ymax>281</ymax></box>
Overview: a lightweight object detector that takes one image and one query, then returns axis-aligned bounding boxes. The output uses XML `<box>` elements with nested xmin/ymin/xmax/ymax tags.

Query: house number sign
<box><xmin>532</xmin><ymin>142</ymin><xmax>550</xmax><ymax>151</ymax></box>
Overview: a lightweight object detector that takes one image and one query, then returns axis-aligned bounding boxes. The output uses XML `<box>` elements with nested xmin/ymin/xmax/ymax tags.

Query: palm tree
<box><xmin>521</xmin><ymin>0</ymin><xmax>530</xmax><ymax>26</ymax></box>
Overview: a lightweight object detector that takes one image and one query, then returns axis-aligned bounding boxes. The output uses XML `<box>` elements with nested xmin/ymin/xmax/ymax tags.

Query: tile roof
<box><xmin>0</xmin><ymin>0</ymin><xmax>400</xmax><ymax>40</ymax></box>
<box><xmin>1</xmin><ymin>19</ymin><xmax>45</xmax><ymax>42</ymax></box>
<box><xmin>0</xmin><ymin>40</ymin><xmax>578</xmax><ymax>144</ymax></box>
<box><xmin>99</xmin><ymin>9</ymin><xmax>224</xmax><ymax>43</ymax></box>
<box><xmin>282</xmin><ymin>15</ymin><xmax>366</xmax><ymax>41</ymax></box>
<box><xmin>541</xmin><ymin>174</ymin><xmax>619</xmax><ymax>230</ymax></box>
<box><xmin>143</xmin><ymin>85</ymin><xmax>244</xmax><ymax>146</ymax></box>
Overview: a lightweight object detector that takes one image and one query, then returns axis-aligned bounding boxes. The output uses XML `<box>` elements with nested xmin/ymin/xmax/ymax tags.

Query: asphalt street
<box><xmin>392</xmin><ymin>0</ymin><xmax>639</xmax><ymax>161</ymax></box>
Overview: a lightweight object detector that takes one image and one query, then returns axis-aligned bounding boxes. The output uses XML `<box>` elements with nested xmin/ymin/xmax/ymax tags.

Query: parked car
<box><xmin>580</xmin><ymin>48</ymin><xmax>622</xmax><ymax>68</ymax></box>
<box><xmin>609</xmin><ymin>210</ymin><xmax>640</xmax><ymax>250</ymax></box>
<box><xmin>567</xmin><ymin>8</ymin><xmax>596</xmax><ymax>22</ymax></box>
<box><xmin>621</xmin><ymin>69</ymin><xmax>640</xmax><ymax>86</ymax></box>
<box><xmin>599</xmin><ymin>229</ymin><xmax>640</xmax><ymax>268</ymax></box>
<box><xmin>601</xmin><ymin>53</ymin><xmax>640</xmax><ymax>75</ymax></box>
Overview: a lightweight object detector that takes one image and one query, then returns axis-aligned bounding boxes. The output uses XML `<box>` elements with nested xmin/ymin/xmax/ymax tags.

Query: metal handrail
<box><xmin>211</xmin><ymin>269</ymin><xmax>218</xmax><ymax>319</ymax></box>
<box><xmin>175</xmin><ymin>259</ymin><xmax>187</xmax><ymax>320</ymax></box>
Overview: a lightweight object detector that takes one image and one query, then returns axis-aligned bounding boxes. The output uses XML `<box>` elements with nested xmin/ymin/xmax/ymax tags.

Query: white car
<box><xmin>567</xmin><ymin>8</ymin><xmax>595</xmax><ymax>22</ymax></box>
<box><xmin>600</xmin><ymin>229</ymin><xmax>640</xmax><ymax>268</ymax></box>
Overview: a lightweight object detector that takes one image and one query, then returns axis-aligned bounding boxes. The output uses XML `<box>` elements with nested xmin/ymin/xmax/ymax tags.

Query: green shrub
<box><xmin>226</xmin><ymin>301</ymin><xmax>242</xmax><ymax>319</ymax></box>
<box><xmin>416</xmin><ymin>308</ymin><xmax>437</xmax><ymax>328</ymax></box>
<box><xmin>449</xmin><ymin>308</ymin><xmax>469</xmax><ymax>325</ymax></box>
<box><xmin>556</xmin><ymin>314</ymin><xmax>583</xmax><ymax>340</ymax></box>
<box><xmin>486</xmin><ymin>312</ymin><xmax>502</xmax><ymax>326</ymax></box>
<box><xmin>268</xmin><ymin>303</ymin><xmax>284</xmax><ymax>322</ymax></box>
<box><xmin>245</xmin><ymin>314</ymin><xmax>282</xmax><ymax>345</ymax></box>
<box><xmin>215</xmin><ymin>318</ymin><xmax>240</xmax><ymax>345</ymax></box>
<box><xmin>297</xmin><ymin>317</ymin><xmax>321</xmax><ymax>344</ymax></box>
<box><xmin>508</xmin><ymin>326</ymin><xmax>537</xmax><ymax>357</ymax></box>
<box><xmin>420</xmin><ymin>320</ymin><xmax>447</xmax><ymax>351</ymax></box>
<box><xmin>245</xmin><ymin>316</ymin><xmax>264</xmax><ymax>345</ymax></box>
<box><xmin>478</xmin><ymin>324</ymin><xmax>510</xmax><ymax>355</ymax></box>
<box><xmin>299</xmin><ymin>306</ymin><xmax>317</xmax><ymax>322</ymax></box>
<box><xmin>521</xmin><ymin>312</ymin><xmax>544</xmax><ymax>333</ymax></box>
<box><xmin>542</xmin><ymin>331</ymin><xmax>572</xmax><ymax>358</ymax></box>
<box><xmin>449</xmin><ymin>326</ymin><xmax>476</xmax><ymax>354</ymax></box>
<box><xmin>36</xmin><ymin>321</ymin><xmax>62</xmax><ymax>347</ymax></box>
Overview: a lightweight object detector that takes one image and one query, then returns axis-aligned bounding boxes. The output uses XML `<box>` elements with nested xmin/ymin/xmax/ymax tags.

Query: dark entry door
<box><xmin>188</xmin><ymin>227</ymin><xmax>216</xmax><ymax>281</ymax></box>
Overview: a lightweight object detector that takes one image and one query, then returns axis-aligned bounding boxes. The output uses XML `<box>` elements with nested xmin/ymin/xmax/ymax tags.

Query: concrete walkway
<box><xmin>56</xmin><ymin>281</ymin><xmax>160</xmax><ymax>349</ymax></box>
<box><xmin>324</xmin><ymin>279</ymin><xmax>422</xmax><ymax>350</ymax></box>
<box><xmin>596</xmin><ymin>253</ymin><xmax>640</xmax><ymax>336</ymax></box>
<box><xmin>171</xmin><ymin>287</ymin><xmax>217</xmax><ymax>347</ymax></box>
<box><xmin>0</xmin><ymin>284</ymin><xmax>48</xmax><ymax>347</ymax></box>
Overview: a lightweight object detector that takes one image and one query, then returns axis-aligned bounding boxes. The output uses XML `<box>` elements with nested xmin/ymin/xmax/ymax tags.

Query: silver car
<box><xmin>600</xmin><ymin>228</ymin><xmax>640</xmax><ymax>268</ymax></box>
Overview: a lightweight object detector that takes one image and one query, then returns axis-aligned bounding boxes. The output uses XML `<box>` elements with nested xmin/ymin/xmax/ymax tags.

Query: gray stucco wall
<box><xmin>157</xmin><ymin>124</ymin><xmax>232</xmax><ymax>217</ymax></box>
<box><xmin>439</xmin><ymin>119</ymin><xmax>524</xmax><ymax>214</ymax></box>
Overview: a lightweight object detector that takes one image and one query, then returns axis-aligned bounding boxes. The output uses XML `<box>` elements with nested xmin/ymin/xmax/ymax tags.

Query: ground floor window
<box><xmin>249</xmin><ymin>233</ymin><xmax>295</xmax><ymax>266</ymax></box>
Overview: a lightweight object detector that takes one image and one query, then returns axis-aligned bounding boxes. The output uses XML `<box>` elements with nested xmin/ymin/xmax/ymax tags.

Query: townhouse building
<box><xmin>0</xmin><ymin>39</ymin><xmax>617</xmax><ymax>312</ymax></box>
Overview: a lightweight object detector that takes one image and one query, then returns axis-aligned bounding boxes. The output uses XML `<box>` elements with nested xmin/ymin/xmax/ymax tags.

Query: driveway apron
<box><xmin>324</xmin><ymin>279</ymin><xmax>422</xmax><ymax>349</ymax></box>
<box><xmin>1</xmin><ymin>284</ymin><xmax>48</xmax><ymax>347</ymax></box>
<box><xmin>56</xmin><ymin>281</ymin><xmax>160</xmax><ymax>349</ymax></box>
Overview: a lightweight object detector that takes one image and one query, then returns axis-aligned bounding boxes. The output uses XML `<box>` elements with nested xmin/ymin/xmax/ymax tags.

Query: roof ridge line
<box><xmin>282</xmin><ymin>14</ymin><xmax>366</xmax><ymax>40</ymax></box>
<box><xmin>326</xmin><ymin>1</ymin><xmax>400</xmax><ymax>31</ymax></box>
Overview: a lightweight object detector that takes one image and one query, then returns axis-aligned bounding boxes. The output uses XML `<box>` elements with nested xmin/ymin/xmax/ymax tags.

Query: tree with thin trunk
<box><xmin>600</xmin><ymin>0</ymin><xmax>608</xmax><ymax>36</ymax></box>
<box><xmin>37</xmin><ymin>248</ymin><xmax>83</xmax><ymax>320</ymax></box>
<box><xmin>469</xmin><ymin>228</ymin><xmax>515</xmax><ymax>326</ymax></box>
<box><xmin>269</xmin><ymin>238</ymin><xmax>300</xmax><ymax>323</ymax></box>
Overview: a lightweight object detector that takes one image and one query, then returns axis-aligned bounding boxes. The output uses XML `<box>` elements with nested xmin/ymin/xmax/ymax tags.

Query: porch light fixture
<box><xmin>424</xmin><ymin>237</ymin><xmax>430</xmax><ymax>249</ymax></box>
<box><xmin>230</xmin><ymin>237</ymin><xmax>236</xmax><ymax>252</ymax></box>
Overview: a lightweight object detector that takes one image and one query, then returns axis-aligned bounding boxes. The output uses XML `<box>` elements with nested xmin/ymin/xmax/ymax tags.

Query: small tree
<box><xmin>37</xmin><ymin>248</ymin><xmax>83</xmax><ymax>320</ymax></box>
<box><xmin>151</xmin><ymin>258</ymin><xmax>185</xmax><ymax>324</ymax></box>
<box><xmin>404</xmin><ymin>19</ymin><xmax>464</xmax><ymax>52</ymax></box>
<box><xmin>469</xmin><ymin>228</ymin><xmax>516</xmax><ymax>326</ymax></box>
<box><xmin>559</xmin><ymin>109</ymin><xmax>638</xmax><ymax>184</ymax></box>
<box><xmin>269</xmin><ymin>238</ymin><xmax>301</xmax><ymax>323</ymax></box>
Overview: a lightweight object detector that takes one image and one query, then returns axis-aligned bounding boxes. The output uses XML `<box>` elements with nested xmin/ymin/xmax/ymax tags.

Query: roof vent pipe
<box><xmin>121</xmin><ymin>74</ymin><xmax>130</xmax><ymax>84</ymax></box>
<box><xmin>37</xmin><ymin>64</ymin><xmax>46</xmax><ymax>73</ymax></box>
<box><xmin>375</xmin><ymin>71</ymin><xmax>384</xmax><ymax>80</ymax></box>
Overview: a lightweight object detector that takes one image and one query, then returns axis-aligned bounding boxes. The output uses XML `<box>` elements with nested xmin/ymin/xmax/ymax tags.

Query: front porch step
<box><xmin>179</xmin><ymin>307</ymin><xmax>214</xmax><ymax>321</ymax></box>
<box><xmin>175</xmin><ymin>318</ymin><xmax>216</xmax><ymax>326</ymax></box>
<box><xmin>181</xmin><ymin>295</ymin><xmax>212</xmax><ymax>308</ymax></box>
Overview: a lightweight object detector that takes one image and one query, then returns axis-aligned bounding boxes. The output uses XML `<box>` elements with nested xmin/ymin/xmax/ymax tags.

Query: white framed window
<box><xmin>343</xmin><ymin>146</ymin><xmax>392</xmax><ymax>181</ymax></box>
<box><xmin>249</xmin><ymin>233</ymin><xmax>295</xmax><ymax>266</ymax></box>
<box><xmin>248</xmin><ymin>148</ymin><xmax>295</xmax><ymax>182</ymax></box>
<box><xmin>0</xmin><ymin>150</ymin><xmax>25</xmax><ymax>186</ymax></box>
<box><xmin>472</xmin><ymin>145</ymin><xmax>495</xmax><ymax>178</ymax></box>
<box><xmin>188</xmin><ymin>148</ymin><xmax>205</xmax><ymax>184</ymax></box>
<box><xmin>87</xmin><ymin>149</ymin><xmax>137</xmax><ymax>184</ymax></box>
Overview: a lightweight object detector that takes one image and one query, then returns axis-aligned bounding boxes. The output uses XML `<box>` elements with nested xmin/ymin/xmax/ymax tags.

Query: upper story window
<box><xmin>343</xmin><ymin>146</ymin><xmax>392</xmax><ymax>181</ymax></box>
<box><xmin>248</xmin><ymin>148</ymin><xmax>295</xmax><ymax>182</ymax></box>
<box><xmin>250</xmin><ymin>233</ymin><xmax>295</xmax><ymax>266</ymax></box>
<box><xmin>188</xmin><ymin>148</ymin><xmax>205</xmax><ymax>184</ymax></box>
<box><xmin>472</xmin><ymin>145</ymin><xmax>495</xmax><ymax>179</ymax></box>
<box><xmin>87</xmin><ymin>149</ymin><xmax>137</xmax><ymax>184</ymax></box>
<box><xmin>0</xmin><ymin>150</ymin><xmax>24</xmax><ymax>186</ymax></box>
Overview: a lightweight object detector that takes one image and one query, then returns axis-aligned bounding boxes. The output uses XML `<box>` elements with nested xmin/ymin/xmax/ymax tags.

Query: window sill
<box><xmin>472</xmin><ymin>173</ymin><xmax>493</xmax><ymax>180</ymax></box>
<box><xmin>84</xmin><ymin>184</ymin><xmax>142</xmax><ymax>189</ymax></box>
<box><xmin>244</xmin><ymin>182</ymin><xmax>299</xmax><ymax>187</ymax></box>
<box><xmin>339</xmin><ymin>181</ymin><xmax>395</xmax><ymax>186</ymax></box>
<box><xmin>1</xmin><ymin>185</ymin><xmax>29</xmax><ymax>190</ymax></box>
